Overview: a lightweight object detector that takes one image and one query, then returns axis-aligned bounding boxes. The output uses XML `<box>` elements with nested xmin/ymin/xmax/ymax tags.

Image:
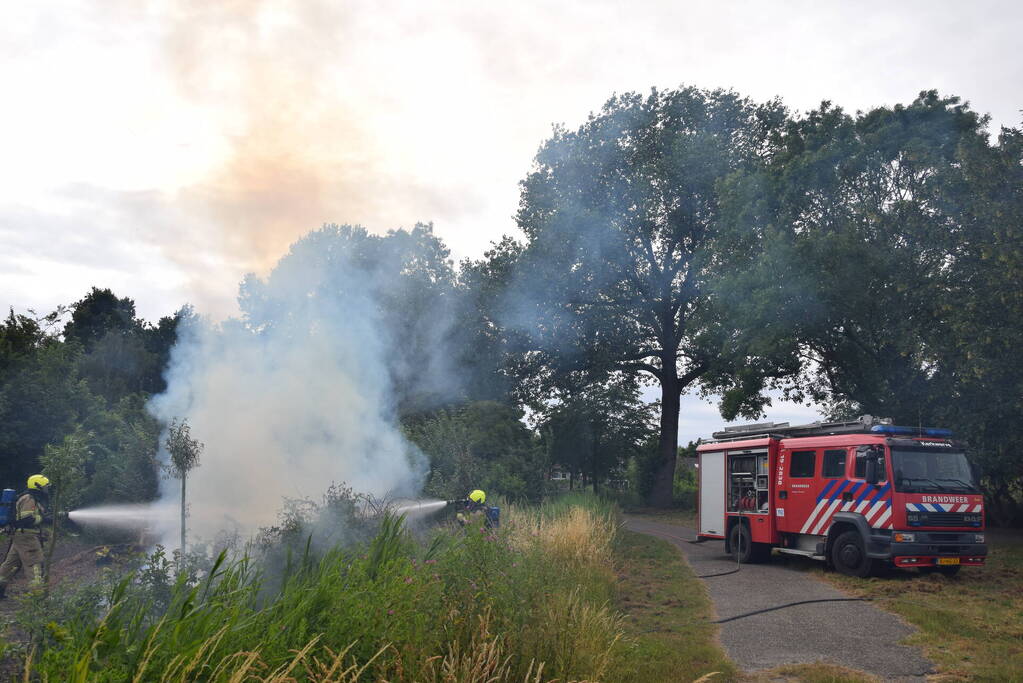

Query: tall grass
<box><xmin>21</xmin><ymin>497</ymin><xmax>625</xmax><ymax>682</ymax></box>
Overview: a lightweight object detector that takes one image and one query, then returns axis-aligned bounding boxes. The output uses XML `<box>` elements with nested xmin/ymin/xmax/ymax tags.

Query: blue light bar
<box><xmin>869</xmin><ymin>425</ymin><xmax>954</xmax><ymax>437</ymax></box>
<box><xmin>875</xmin><ymin>423</ymin><xmax>916</xmax><ymax>435</ymax></box>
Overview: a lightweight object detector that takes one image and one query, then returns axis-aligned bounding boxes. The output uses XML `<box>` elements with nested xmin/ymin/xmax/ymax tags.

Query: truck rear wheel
<box><xmin>831</xmin><ymin>530</ymin><xmax>877</xmax><ymax>578</ymax></box>
<box><xmin>729</xmin><ymin>522</ymin><xmax>768</xmax><ymax>563</ymax></box>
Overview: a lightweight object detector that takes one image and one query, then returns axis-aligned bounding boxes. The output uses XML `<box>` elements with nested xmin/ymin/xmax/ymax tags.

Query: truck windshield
<box><xmin>891</xmin><ymin>450</ymin><xmax>979</xmax><ymax>493</ymax></box>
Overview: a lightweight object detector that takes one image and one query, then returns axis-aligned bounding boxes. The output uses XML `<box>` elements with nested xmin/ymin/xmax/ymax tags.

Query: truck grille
<box><xmin>922</xmin><ymin>512</ymin><xmax>967</xmax><ymax>526</ymax></box>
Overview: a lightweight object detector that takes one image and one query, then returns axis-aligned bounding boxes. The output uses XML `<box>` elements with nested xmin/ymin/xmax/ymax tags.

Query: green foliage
<box><xmin>64</xmin><ymin>289</ymin><xmax>180</xmax><ymax>400</ymax></box>
<box><xmin>673</xmin><ymin>462</ymin><xmax>697</xmax><ymax>510</ymax></box>
<box><xmin>23</xmin><ymin>502</ymin><xmax>623</xmax><ymax>682</ymax></box>
<box><xmin>78</xmin><ymin>402</ymin><xmax>161</xmax><ymax>505</ymax></box>
<box><xmin>164</xmin><ymin>418</ymin><xmax>202</xmax><ymax>481</ymax></box>
<box><xmin>0</xmin><ymin>340</ymin><xmax>97</xmax><ymax>487</ymax></box>
<box><xmin>41</xmin><ymin>428</ymin><xmax>90</xmax><ymax>513</ymax></box>
<box><xmin>0</xmin><ymin>291</ymin><xmax>179</xmax><ymax>502</ymax></box>
<box><xmin>406</xmin><ymin>401</ymin><xmax>546</xmax><ymax>503</ymax></box>
<box><xmin>454</xmin><ymin>236</ymin><xmax>524</xmax><ymax>404</ymax></box>
<box><xmin>538</xmin><ymin>377</ymin><xmax>656</xmax><ymax>493</ymax></box>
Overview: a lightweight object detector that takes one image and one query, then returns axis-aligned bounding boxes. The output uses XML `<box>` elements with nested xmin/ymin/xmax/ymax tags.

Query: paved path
<box><xmin>626</xmin><ymin>518</ymin><xmax>933</xmax><ymax>681</ymax></box>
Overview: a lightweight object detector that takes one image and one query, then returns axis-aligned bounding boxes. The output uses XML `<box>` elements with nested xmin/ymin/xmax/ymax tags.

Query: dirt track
<box><xmin>626</xmin><ymin>517</ymin><xmax>933</xmax><ymax>681</ymax></box>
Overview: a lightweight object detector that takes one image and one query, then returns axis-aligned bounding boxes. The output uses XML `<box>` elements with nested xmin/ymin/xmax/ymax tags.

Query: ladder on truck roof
<box><xmin>710</xmin><ymin>415</ymin><xmax>893</xmax><ymax>441</ymax></box>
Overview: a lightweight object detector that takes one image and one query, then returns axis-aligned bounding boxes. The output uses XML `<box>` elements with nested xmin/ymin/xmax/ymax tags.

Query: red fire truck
<box><xmin>696</xmin><ymin>415</ymin><xmax>987</xmax><ymax>577</ymax></box>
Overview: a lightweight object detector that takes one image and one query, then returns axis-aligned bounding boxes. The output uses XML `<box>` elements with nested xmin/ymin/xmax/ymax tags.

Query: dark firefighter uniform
<box><xmin>456</xmin><ymin>489</ymin><xmax>487</xmax><ymax>527</ymax></box>
<box><xmin>0</xmin><ymin>475</ymin><xmax>49</xmax><ymax>595</ymax></box>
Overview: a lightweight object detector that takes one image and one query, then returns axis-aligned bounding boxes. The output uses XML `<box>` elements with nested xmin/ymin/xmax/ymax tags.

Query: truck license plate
<box><xmin>937</xmin><ymin>557</ymin><xmax>960</xmax><ymax>566</ymax></box>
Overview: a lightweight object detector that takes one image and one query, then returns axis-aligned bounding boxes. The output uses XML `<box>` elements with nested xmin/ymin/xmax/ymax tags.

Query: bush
<box><xmin>673</xmin><ymin>465</ymin><xmax>697</xmax><ymax>510</ymax></box>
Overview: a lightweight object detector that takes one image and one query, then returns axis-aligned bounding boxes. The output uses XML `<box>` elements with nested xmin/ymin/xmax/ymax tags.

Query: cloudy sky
<box><xmin>3</xmin><ymin>0</ymin><xmax>1021</xmax><ymax>438</ymax></box>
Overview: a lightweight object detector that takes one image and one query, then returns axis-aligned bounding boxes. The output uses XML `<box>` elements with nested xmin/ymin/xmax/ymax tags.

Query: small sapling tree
<box><xmin>40</xmin><ymin>428</ymin><xmax>89</xmax><ymax>591</ymax></box>
<box><xmin>164</xmin><ymin>418</ymin><xmax>203</xmax><ymax>557</ymax></box>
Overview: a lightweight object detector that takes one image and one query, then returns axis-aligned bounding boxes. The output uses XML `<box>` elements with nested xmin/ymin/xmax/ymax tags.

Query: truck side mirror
<box><xmin>857</xmin><ymin>445</ymin><xmax>882</xmax><ymax>485</ymax></box>
<box><xmin>865</xmin><ymin>457</ymin><xmax>879</xmax><ymax>485</ymax></box>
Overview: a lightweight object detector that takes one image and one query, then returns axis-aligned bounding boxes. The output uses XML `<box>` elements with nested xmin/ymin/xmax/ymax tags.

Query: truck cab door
<box><xmin>775</xmin><ymin>448</ymin><xmax>820</xmax><ymax>534</ymax></box>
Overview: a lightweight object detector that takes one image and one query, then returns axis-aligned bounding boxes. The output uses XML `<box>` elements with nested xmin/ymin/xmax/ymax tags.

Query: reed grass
<box><xmin>20</xmin><ymin>497</ymin><xmax>626</xmax><ymax>682</ymax></box>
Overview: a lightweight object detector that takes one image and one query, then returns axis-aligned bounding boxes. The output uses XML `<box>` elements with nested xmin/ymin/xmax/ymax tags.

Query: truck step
<box><xmin>776</xmin><ymin>548</ymin><xmax>826</xmax><ymax>561</ymax></box>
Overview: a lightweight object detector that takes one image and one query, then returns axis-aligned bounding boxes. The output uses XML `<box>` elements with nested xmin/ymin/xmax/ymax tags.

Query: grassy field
<box><xmin>818</xmin><ymin>528</ymin><xmax>1023</xmax><ymax>682</ymax></box>
<box><xmin>610</xmin><ymin>529</ymin><xmax>737</xmax><ymax>682</ymax></box>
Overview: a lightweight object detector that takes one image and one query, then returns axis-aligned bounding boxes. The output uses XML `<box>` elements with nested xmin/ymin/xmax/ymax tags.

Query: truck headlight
<box><xmin>894</xmin><ymin>532</ymin><xmax>915</xmax><ymax>543</ymax></box>
<box><xmin>974</xmin><ymin>534</ymin><xmax>985</xmax><ymax>543</ymax></box>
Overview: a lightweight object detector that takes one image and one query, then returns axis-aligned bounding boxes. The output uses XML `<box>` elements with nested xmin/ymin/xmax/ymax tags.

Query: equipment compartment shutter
<box><xmin>699</xmin><ymin>451</ymin><xmax>725</xmax><ymax>536</ymax></box>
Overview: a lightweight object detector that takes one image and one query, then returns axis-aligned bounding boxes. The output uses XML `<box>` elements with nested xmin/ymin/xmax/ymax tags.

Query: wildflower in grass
<box><xmin>405</xmin><ymin>576</ymin><xmax>414</xmax><ymax>584</ymax></box>
<box><xmin>388</xmin><ymin>609</ymin><xmax>395</xmax><ymax>615</ymax></box>
<box><xmin>424</xmin><ymin>559</ymin><xmax>436</xmax><ymax>565</ymax></box>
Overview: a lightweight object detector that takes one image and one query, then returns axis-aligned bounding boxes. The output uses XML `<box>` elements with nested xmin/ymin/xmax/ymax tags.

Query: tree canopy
<box><xmin>715</xmin><ymin>91</ymin><xmax>1023</xmax><ymax>522</ymax></box>
<box><xmin>508</xmin><ymin>87</ymin><xmax>788</xmax><ymax>505</ymax></box>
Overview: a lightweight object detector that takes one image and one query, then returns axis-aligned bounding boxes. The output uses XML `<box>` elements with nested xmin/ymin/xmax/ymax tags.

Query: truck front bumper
<box><xmin>882</xmin><ymin>531</ymin><xmax>987</xmax><ymax>567</ymax></box>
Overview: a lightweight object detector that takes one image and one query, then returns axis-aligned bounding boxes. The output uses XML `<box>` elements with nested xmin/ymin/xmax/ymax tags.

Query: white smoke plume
<box><xmin>148</xmin><ymin>226</ymin><xmax>440</xmax><ymax>544</ymax></box>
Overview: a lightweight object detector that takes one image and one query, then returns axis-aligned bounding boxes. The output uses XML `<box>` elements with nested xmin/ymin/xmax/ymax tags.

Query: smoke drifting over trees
<box><xmin>1</xmin><ymin>85</ymin><xmax>1021</xmax><ymax>525</ymax></box>
<box><xmin>506</xmin><ymin>88</ymin><xmax>789</xmax><ymax>506</ymax></box>
<box><xmin>147</xmin><ymin>224</ymin><xmax>466</xmax><ymax>541</ymax></box>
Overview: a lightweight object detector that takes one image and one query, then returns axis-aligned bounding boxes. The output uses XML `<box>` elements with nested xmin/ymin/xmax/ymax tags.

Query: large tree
<box><xmin>715</xmin><ymin>92</ymin><xmax>993</xmax><ymax>418</ymax></box>
<box><xmin>510</xmin><ymin>87</ymin><xmax>787</xmax><ymax>506</ymax></box>
<box><xmin>717</xmin><ymin>92</ymin><xmax>1023</xmax><ymax>523</ymax></box>
<box><xmin>931</xmin><ymin>121</ymin><xmax>1023</xmax><ymax>524</ymax></box>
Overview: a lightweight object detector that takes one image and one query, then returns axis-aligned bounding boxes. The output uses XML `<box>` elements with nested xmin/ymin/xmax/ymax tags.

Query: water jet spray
<box><xmin>68</xmin><ymin>503</ymin><xmax>178</xmax><ymax>532</ymax></box>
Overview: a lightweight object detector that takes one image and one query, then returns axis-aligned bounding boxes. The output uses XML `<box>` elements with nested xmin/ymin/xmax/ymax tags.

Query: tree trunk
<box><xmin>649</xmin><ymin>369</ymin><xmax>680</xmax><ymax>507</ymax></box>
<box><xmin>180</xmin><ymin>474</ymin><xmax>187</xmax><ymax>556</ymax></box>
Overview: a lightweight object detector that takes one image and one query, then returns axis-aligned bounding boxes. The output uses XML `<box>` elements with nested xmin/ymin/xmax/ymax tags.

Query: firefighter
<box><xmin>0</xmin><ymin>474</ymin><xmax>51</xmax><ymax>598</ymax></box>
<box><xmin>455</xmin><ymin>489</ymin><xmax>487</xmax><ymax>527</ymax></box>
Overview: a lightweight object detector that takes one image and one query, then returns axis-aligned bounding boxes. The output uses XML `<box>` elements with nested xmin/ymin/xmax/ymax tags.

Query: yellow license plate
<box><xmin>937</xmin><ymin>557</ymin><xmax>960</xmax><ymax>566</ymax></box>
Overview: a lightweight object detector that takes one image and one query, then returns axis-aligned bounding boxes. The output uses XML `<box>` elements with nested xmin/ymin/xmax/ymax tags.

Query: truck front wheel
<box><xmin>831</xmin><ymin>530</ymin><xmax>877</xmax><ymax>578</ymax></box>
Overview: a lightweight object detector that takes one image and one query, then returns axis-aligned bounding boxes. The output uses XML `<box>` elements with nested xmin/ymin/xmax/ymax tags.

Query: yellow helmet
<box><xmin>468</xmin><ymin>489</ymin><xmax>486</xmax><ymax>504</ymax></box>
<box><xmin>27</xmin><ymin>474</ymin><xmax>50</xmax><ymax>491</ymax></box>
